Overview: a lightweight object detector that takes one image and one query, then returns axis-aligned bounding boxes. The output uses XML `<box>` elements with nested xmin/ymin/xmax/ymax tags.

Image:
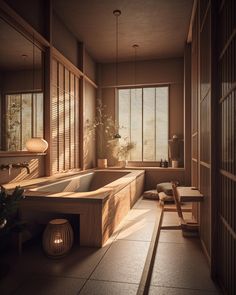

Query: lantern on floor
<box><xmin>42</xmin><ymin>219</ymin><xmax>74</xmax><ymax>258</ymax></box>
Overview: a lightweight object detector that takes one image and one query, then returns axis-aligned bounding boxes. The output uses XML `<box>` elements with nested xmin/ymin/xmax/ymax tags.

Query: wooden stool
<box><xmin>171</xmin><ymin>182</ymin><xmax>199</xmax><ymax>237</ymax></box>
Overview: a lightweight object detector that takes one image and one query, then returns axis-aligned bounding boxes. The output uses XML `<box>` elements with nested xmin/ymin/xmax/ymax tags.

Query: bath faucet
<box><xmin>12</xmin><ymin>162</ymin><xmax>30</xmax><ymax>174</ymax></box>
<box><xmin>0</xmin><ymin>164</ymin><xmax>12</xmax><ymax>175</ymax></box>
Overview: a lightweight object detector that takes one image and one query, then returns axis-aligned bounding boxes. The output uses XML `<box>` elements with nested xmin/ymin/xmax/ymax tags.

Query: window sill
<box><xmin>0</xmin><ymin>151</ymin><xmax>46</xmax><ymax>157</ymax></box>
<box><xmin>109</xmin><ymin>166</ymin><xmax>185</xmax><ymax>171</ymax></box>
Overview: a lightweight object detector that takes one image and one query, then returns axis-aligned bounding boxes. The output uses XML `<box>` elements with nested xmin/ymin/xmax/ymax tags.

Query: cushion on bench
<box><xmin>156</xmin><ymin>182</ymin><xmax>173</xmax><ymax>196</ymax></box>
<box><xmin>143</xmin><ymin>189</ymin><xmax>159</xmax><ymax>200</ymax></box>
<box><xmin>158</xmin><ymin>191</ymin><xmax>174</xmax><ymax>202</ymax></box>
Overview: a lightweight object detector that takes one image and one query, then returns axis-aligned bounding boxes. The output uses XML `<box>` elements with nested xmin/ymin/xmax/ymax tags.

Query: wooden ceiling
<box><xmin>53</xmin><ymin>0</ymin><xmax>194</xmax><ymax>63</ymax></box>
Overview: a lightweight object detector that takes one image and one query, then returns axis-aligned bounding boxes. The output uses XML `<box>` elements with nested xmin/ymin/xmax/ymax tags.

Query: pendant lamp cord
<box><xmin>113</xmin><ymin>10</ymin><xmax>121</xmax><ymax>86</ymax></box>
<box><xmin>33</xmin><ymin>33</ymin><xmax>35</xmax><ymax>93</ymax></box>
<box><xmin>133</xmin><ymin>44</ymin><xmax>139</xmax><ymax>88</ymax></box>
<box><xmin>116</xmin><ymin>14</ymin><xmax>118</xmax><ymax>85</ymax></box>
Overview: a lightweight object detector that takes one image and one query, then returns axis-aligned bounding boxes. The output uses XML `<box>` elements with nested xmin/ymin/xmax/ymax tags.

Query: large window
<box><xmin>118</xmin><ymin>86</ymin><xmax>169</xmax><ymax>162</ymax></box>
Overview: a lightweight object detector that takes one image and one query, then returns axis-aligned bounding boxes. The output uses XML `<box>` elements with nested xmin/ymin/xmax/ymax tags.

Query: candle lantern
<box><xmin>42</xmin><ymin>219</ymin><xmax>74</xmax><ymax>258</ymax></box>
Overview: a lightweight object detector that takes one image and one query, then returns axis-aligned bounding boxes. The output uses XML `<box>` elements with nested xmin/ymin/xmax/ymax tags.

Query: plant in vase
<box><xmin>85</xmin><ymin>99</ymin><xmax>121</xmax><ymax>168</ymax></box>
<box><xmin>116</xmin><ymin>137</ymin><xmax>135</xmax><ymax>167</ymax></box>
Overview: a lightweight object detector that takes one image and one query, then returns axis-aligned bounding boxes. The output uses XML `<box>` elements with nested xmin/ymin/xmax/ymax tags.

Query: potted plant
<box><xmin>0</xmin><ymin>186</ymin><xmax>25</xmax><ymax>277</ymax></box>
<box><xmin>85</xmin><ymin>99</ymin><xmax>121</xmax><ymax>168</ymax></box>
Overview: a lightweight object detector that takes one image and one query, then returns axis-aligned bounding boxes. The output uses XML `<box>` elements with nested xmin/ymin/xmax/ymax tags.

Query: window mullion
<box><xmin>154</xmin><ymin>88</ymin><xmax>157</xmax><ymax>161</ymax></box>
<box><xmin>20</xmin><ymin>94</ymin><xmax>23</xmax><ymax>150</ymax></box>
<box><xmin>142</xmin><ymin>88</ymin><xmax>144</xmax><ymax>162</ymax></box>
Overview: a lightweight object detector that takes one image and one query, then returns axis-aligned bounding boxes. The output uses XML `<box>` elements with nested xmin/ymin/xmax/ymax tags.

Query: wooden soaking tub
<box><xmin>15</xmin><ymin>169</ymin><xmax>144</xmax><ymax>247</ymax></box>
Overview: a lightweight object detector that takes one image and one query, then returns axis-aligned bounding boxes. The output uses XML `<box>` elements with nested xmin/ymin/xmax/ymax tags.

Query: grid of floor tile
<box><xmin>0</xmin><ymin>199</ymin><xmax>221</xmax><ymax>294</ymax></box>
<box><xmin>149</xmin><ymin>212</ymin><xmax>221</xmax><ymax>294</ymax></box>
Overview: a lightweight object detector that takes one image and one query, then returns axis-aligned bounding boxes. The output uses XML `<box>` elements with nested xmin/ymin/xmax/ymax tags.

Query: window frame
<box><xmin>116</xmin><ymin>84</ymin><xmax>170</xmax><ymax>164</ymax></box>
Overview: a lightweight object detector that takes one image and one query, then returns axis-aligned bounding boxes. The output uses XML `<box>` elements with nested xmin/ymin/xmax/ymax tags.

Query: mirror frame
<box><xmin>0</xmin><ymin>6</ymin><xmax>48</xmax><ymax>156</ymax></box>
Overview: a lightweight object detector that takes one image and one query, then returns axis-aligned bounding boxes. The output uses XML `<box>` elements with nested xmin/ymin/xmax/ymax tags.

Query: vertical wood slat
<box><xmin>191</xmin><ymin>1</ymin><xmax>199</xmax><ymax>221</ymax></box>
<box><xmin>70</xmin><ymin>73</ymin><xmax>75</xmax><ymax>169</ymax></box>
<box><xmin>199</xmin><ymin>0</ymin><xmax>212</xmax><ymax>262</ymax></box>
<box><xmin>51</xmin><ymin>59</ymin><xmax>58</xmax><ymax>173</ymax></box>
<box><xmin>64</xmin><ymin>69</ymin><xmax>70</xmax><ymax>170</ymax></box>
<box><xmin>75</xmin><ymin>77</ymin><xmax>80</xmax><ymax>168</ymax></box>
<box><xmin>51</xmin><ymin>57</ymin><xmax>80</xmax><ymax>174</ymax></box>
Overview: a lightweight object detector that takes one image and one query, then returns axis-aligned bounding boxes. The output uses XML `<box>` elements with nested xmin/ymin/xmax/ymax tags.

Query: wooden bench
<box><xmin>160</xmin><ymin>182</ymin><xmax>204</xmax><ymax>236</ymax></box>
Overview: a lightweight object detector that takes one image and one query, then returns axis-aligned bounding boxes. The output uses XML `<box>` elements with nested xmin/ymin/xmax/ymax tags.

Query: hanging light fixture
<box><xmin>132</xmin><ymin>44</ymin><xmax>139</xmax><ymax>88</ymax></box>
<box><xmin>112</xmin><ymin>9</ymin><xmax>122</xmax><ymax>140</ymax></box>
<box><xmin>25</xmin><ymin>33</ymin><xmax>48</xmax><ymax>153</ymax></box>
<box><xmin>113</xmin><ymin>9</ymin><xmax>121</xmax><ymax>86</ymax></box>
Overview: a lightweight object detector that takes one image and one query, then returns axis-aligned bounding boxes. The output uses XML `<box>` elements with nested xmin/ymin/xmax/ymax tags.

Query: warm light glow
<box><xmin>25</xmin><ymin>137</ymin><xmax>48</xmax><ymax>152</ymax></box>
<box><xmin>54</xmin><ymin>238</ymin><xmax>63</xmax><ymax>244</ymax></box>
<box><xmin>42</xmin><ymin>219</ymin><xmax>74</xmax><ymax>258</ymax></box>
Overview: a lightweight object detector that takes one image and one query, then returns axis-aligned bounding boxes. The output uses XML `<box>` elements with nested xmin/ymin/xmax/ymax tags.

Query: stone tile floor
<box><xmin>0</xmin><ymin>198</ymin><xmax>221</xmax><ymax>294</ymax></box>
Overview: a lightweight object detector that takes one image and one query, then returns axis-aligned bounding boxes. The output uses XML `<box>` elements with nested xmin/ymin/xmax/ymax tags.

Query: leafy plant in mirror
<box><xmin>5</xmin><ymin>101</ymin><xmax>22</xmax><ymax>151</ymax></box>
<box><xmin>0</xmin><ymin>186</ymin><xmax>25</xmax><ymax>235</ymax></box>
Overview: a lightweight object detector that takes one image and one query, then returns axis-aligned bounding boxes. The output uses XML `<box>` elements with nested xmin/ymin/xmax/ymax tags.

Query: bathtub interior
<box><xmin>30</xmin><ymin>171</ymin><xmax>130</xmax><ymax>193</ymax></box>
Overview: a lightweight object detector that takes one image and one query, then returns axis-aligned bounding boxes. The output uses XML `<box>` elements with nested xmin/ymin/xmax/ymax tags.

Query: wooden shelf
<box><xmin>0</xmin><ymin>151</ymin><xmax>46</xmax><ymax>157</ymax></box>
<box><xmin>177</xmin><ymin>186</ymin><xmax>204</xmax><ymax>202</ymax></box>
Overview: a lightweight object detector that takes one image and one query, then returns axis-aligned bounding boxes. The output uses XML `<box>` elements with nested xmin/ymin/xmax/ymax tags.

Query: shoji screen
<box><xmin>51</xmin><ymin>58</ymin><xmax>80</xmax><ymax>173</ymax></box>
<box><xmin>191</xmin><ymin>4</ymin><xmax>199</xmax><ymax>188</ymax></box>
<box><xmin>199</xmin><ymin>0</ymin><xmax>212</xmax><ymax>259</ymax></box>
<box><xmin>217</xmin><ymin>0</ymin><xmax>235</xmax><ymax>293</ymax></box>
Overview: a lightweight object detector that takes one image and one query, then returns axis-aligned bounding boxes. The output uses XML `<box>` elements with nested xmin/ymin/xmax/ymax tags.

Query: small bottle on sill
<box><xmin>164</xmin><ymin>160</ymin><xmax>169</xmax><ymax>168</ymax></box>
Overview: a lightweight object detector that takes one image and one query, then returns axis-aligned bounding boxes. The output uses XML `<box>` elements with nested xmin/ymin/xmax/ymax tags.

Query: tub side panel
<box><xmin>102</xmin><ymin>184</ymin><xmax>131</xmax><ymax>244</ymax></box>
<box><xmin>80</xmin><ymin>202</ymin><xmax>103</xmax><ymax>247</ymax></box>
<box><xmin>20</xmin><ymin>198</ymin><xmax>103</xmax><ymax>247</ymax></box>
<box><xmin>130</xmin><ymin>174</ymin><xmax>145</xmax><ymax>207</ymax></box>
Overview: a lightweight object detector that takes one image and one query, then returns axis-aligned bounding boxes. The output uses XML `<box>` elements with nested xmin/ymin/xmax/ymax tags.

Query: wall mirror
<box><xmin>0</xmin><ymin>16</ymin><xmax>44</xmax><ymax>152</ymax></box>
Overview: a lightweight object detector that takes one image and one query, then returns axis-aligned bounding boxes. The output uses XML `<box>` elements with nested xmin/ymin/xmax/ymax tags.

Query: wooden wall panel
<box><xmin>70</xmin><ymin>73</ymin><xmax>75</xmax><ymax>169</ymax></box>
<box><xmin>199</xmin><ymin>0</ymin><xmax>212</xmax><ymax>262</ymax></box>
<box><xmin>217</xmin><ymin>0</ymin><xmax>236</xmax><ymax>292</ymax></box>
<box><xmin>200</xmin><ymin>0</ymin><xmax>209</xmax><ymax>25</ymax></box>
<box><xmin>200</xmin><ymin>93</ymin><xmax>210</xmax><ymax>164</ymax></box>
<box><xmin>192</xmin><ymin>160</ymin><xmax>198</xmax><ymax>187</ymax></box>
<box><xmin>75</xmin><ymin>77</ymin><xmax>79</xmax><ymax>168</ymax></box>
<box><xmin>191</xmin><ymin>2</ymin><xmax>199</xmax><ymax>221</ymax></box>
<box><xmin>192</xmin><ymin>134</ymin><xmax>198</xmax><ymax>160</ymax></box>
<box><xmin>200</xmin><ymin>164</ymin><xmax>211</xmax><ymax>256</ymax></box>
<box><xmin>218</xmin><ymin>215</ymin><xmax>236</xmax><ymax>295</ymax></box>
<box><xmin>220</xmin><ymin>90</ymin><xmax>235</xmax><ymax>174</ymax></box>
<box><xmin>51</xmin><ymin>58</ymin><xmax>80</xmax><ymax>174</ymax></box>
<box><xmin>200</xmin><ymin>4</ymin><xmax>211</xmax><ymax>100</ymax></box>
<box><xmin>51</xmin><ymin>85</ymin><xmax>58</xmax><ymax>172</ymax></box>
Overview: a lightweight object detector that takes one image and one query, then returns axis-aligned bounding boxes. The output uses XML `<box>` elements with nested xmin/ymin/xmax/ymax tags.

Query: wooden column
<box><xmin>184</xmin><ymin>43</ymin><xmax>192</xmax><ymax>185</ymax></box>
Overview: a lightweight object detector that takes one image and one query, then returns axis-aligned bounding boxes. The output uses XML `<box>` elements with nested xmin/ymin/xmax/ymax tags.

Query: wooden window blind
<box><xmin>51</xmin><ymin>58</ymin><xmax>80</xmax><ymax>173</ymax></box>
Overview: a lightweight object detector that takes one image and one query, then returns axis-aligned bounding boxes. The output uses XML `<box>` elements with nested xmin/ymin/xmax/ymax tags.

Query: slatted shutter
<box><xmin>217</xmin><ymin>0</ymin><xmax>236</xmax><ymax>293</ymax></box>
<box><xmin>51</xmin><ymin>58</ymin><xmax>80</xmax><ymax>173</ymax></box>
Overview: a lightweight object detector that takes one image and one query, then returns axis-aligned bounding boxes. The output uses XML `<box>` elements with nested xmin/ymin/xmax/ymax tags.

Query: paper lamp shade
<box><xmin>25</xmin><ymin>137</ymin><xmax>48</xmax><ymax>152</ymax></box>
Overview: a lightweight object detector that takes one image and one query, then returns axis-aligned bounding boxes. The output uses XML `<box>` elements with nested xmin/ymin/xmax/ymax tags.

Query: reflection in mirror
<box><xmin>0</xmin><ymin>17</ymin><xmax>44</xmax><ymax>151</ymax></box>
